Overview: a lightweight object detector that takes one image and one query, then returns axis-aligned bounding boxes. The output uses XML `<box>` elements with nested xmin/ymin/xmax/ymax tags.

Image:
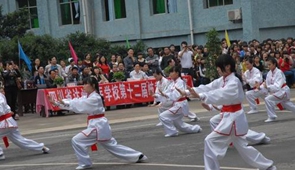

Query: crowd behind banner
<box><xmin>1</xmin><ymin>37</ymin><xmax>295</xmax><ymax>119</ymax></box>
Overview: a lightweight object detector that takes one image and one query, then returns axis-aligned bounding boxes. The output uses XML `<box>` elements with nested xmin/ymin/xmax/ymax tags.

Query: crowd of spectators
<box><xmin>1</xmin><ymin>37</ymin><xmax>295</xmax><ymax>119</ymax></box>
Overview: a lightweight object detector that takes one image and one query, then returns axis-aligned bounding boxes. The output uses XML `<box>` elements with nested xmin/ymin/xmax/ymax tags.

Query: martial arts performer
<box><xmin>201</xmin><ymin>103</ymin><xmax>270</xmax><ymax>145</ymax></box>
<box><xmin>150</xmin><ymin>68</ymin><xmax>199</xmax><ymax>127</ymax></box>
<box><xmin>0</xmin><ymin>87</ymin><xmax>49</xmax><ymax>160</ymax></box>
<box><xmin>156</xmin><ymin>66</ymin><xmax>202</xmax><ymax>137</ymax></box>
<box><xmin>257</xmin><ymin>57</ymin><xmax>295</xmax><ymax>122</ymax></box>
<box><xmin>178</xmin><ymin>54</ymin><xmax>276</xmax><ymax>170</ymax></box>
<box><xmin>243</xmin><ymin>57</ymin><xmax>263</xmax><ymax>114</ymax></box>
<box><xmin>49</xmin><ymin>77</ymin><xmax>147</xmax><ymax>170</ymax></box>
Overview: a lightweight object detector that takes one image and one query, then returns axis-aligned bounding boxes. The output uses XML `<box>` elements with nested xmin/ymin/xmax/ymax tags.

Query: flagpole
<box><xmin>18</xmin><ymin>41</ymin><xmax>21</xmax><ymax>71</ymax></box>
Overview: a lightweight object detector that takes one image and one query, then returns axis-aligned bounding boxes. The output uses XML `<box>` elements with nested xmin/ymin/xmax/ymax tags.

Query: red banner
<box><xmin>44</xmin><ymin>76</ymin><xmax>193</xmax><ymax>110</ymax></box>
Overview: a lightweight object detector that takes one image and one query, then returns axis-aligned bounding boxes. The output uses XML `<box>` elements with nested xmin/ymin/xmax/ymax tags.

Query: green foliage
<box><xmin>204</xmin><ymin>28</ymin><xmax>221</xmax><ymax>81</ymax></box>
<box><xmin>0</xmin><ymin>5</ymin><xmax>30</xmax><ymax>39</ymax></box>
<box><xmin>113</xmin><ymin>71</ymin><xmax>125</xmax><ymax>81</ymax></box>
<box><xmin>53</xmin><ymin>76</ymin><xmax>64</xmax><ymax>85</ymax></box>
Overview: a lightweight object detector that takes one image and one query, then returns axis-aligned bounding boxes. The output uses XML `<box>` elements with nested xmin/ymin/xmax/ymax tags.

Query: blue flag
<box><xmin>18</xmin><ymin>41</ymin><xmax>32</xmax><ymax>72</ymax></box>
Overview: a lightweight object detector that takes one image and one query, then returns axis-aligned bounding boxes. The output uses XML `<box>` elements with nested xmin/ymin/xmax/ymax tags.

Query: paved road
<box><xmin>1</xmin><ymin>92</ymin><xmax>295</xmax><ymax>170</ymax></box>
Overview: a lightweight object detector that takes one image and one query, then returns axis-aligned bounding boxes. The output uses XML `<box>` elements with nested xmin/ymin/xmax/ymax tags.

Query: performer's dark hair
<box><xmin>215</xmin><ymin>54</ymin><xmax>243</xmax><ymax>84</ymax></box>
<box><xmin>168</xmin><ymin>66</ymin><xmax>182</xmax><ymax>78</ymax></box>
<box><xmin>83</xmin><ymin>76</ymin><xmax>105</xmax><ymax>107</ymax></box>
<box><xmin>152</xmin><ymin>68</ymin><xmax>163</xmax><ymax>76</ymax></box>
<box><xmin>267</xmin><ymin>57</ymin><xmax>278</xmax><ymax>67</ymax></box>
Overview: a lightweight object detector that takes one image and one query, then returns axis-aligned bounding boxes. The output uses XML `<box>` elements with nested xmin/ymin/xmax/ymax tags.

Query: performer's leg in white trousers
<box><xmin>0</xmin><ymin>128</ymin><xmax>44</xmax><ymax>153</ymax></box>
<box><xmin>72</xmin><ymin>132</ymin><xmax>143</xmax><ymax>167</ymax></box>
<box><xmin>264</xmin><ymin>95</ymin><xmax>285</xmax><ymax>120</ymax></box>
<box><xmin>210</xmin><ymin>114</ymin><xmax>269</xmax><ymax>145</ymax></box>
<box><xmin>159</xmin><ymin>110</ymin><xmax>201</xmax><ymax>136</ymax></box>
<box><xmin>246</xmin><ymin>90</ymin><xmax>265</xmax><ymax>111</ymax></box>
<box><xmin>204</xmin><ymin>131</ymin><xmax>274</xmax><ymax>170</ymax></box>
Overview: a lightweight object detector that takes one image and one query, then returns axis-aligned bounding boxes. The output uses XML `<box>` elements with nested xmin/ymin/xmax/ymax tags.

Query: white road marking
<box><xmin>0</xmin><ymin>162</ymin><xmax>256</xmax><ymax>170</ymax></box>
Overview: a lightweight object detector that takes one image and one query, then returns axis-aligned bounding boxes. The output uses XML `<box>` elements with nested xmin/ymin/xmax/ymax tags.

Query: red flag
<box><xmin>68</xmin><ymin>41</ymin><xmax>78</xmax><ymax>64</ymax></box>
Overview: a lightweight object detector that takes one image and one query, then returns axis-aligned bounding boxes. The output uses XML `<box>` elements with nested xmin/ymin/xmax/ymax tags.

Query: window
<box><xmin>18</xmin><ymin>0</ymin><xmax>39</xmax><ymax>28</ymax></box>
<box><xmin>206</xmin><ymin>0</ymin><xmax>233</xmax><ymax>8</ymax></box>
<box><xmin>152</xmin><ymin>0</ymin><xmax>177</xmax><ymax>15</ymax></box>
<box><xmin>104</xmin><ymin>0</ymin><xmax>126</xmax><ymax>21</ymax></box>
<box><xmin>59</xmin><ymin>0</ymin><xmax>80</xmax><ymax>25</ymax></box>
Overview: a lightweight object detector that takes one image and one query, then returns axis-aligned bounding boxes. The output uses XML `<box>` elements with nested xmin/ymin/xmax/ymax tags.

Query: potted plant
<box><xmin>54</xmin><ymin>76</ymin><xmax>64</xmax><ymax>88</ymax></box>
<box><xmin>113</xmin><ymin>71</ymin><xmax>125</xmax><ymax>82</ymax></box>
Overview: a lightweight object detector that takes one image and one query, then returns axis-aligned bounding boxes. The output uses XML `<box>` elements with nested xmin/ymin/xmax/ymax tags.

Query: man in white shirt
<box><xmin>178</xmin><ymin>41</ymin><xmax>194</xmax><ymax>74</ymax></box>
<box><xmin>129</xmin><ymin>63</ymin><xmax>148</xmax><ymax>80</ymax></box>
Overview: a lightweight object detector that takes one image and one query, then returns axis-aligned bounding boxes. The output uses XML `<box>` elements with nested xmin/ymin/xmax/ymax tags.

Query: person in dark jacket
<box><xmin>2</xmin><ymin>61</ymin><xmax>21</xmax><ymax>120</ymax></box>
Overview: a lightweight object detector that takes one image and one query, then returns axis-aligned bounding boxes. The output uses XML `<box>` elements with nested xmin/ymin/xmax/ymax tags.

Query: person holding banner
<box><xmin>0</xmin><ymin>87</ymin><xmax>49</xmax><ymax>160</ymax></box>
<box><xmin>48</xmin><ymin>77</ymin><xmax>147</xmax><ymax>170</ymax></box>
<box><xmin>177</xmin><ymin>54</ymin><xmax>276</xmax><ymax>170</ymax></box>
<box><xmin>156</xmin><ymin>66</ymin><xmax>202</xmax><ymax>137</ymax></box>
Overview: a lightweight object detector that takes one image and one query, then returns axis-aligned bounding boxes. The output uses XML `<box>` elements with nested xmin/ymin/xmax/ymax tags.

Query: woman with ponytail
<box><xmin>178</xmin><ymin>54</ymin><xmax>276</xmax><ymax>170</ymax></box>
<box><xmin>49</xmin><ymin>76</ymin><xmax>147</xmax><ymax>170</ymax></box>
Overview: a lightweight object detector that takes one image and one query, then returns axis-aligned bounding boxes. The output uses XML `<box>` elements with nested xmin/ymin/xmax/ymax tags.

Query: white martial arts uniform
<box><xmin>58</xmin><ymin>92</ymin><xmax>144</xmax><ymax>167</ymax></box>
<box><xmin>0</xmin><ymin>93</ymin><xmax>45</xmax><ymax>157</ymax></box>
<box><xmin>207</xmin><ymin>104</ymin><xmax>270</xmax><ymax>145</ymax></box>
<box><xmin>244</xmin><ymin>67</ymin><xmax>264</xmax><ymax>111</ymax></box>
<box><xmin>261</xmin><ymin>67</ymin><xmax>295</xmax><ymax>121</ymax></box>
<box><xmin>189</xmin><ymin>73</ymin><xmax>274</xmax><ymax>170</ymax></box>
<box><xmin>154</xmin><ymin>77</ymin><xmax>198</xmax><ymax>123</ymax></box>
<box><xmin>158</xmin><ymin>77</ymin><xmax>201</xmax><ymax>137</ymax></box>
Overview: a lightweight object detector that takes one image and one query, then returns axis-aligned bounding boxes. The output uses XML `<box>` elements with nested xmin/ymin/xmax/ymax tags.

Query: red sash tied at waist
<box><xmin>221</xmin><ymin>104</ymin><xmax>242</xmax><ymax>113</ymax></box>
<box><xmin>86</xmin><ymin>114</ymin><xmax>105</xmax><ymax>152</ymax></box>
<box><xmin>0</xmin><ymin>113</ymin><xmax>12</xmax><ymax>148</ymax></box>
<box><xmin>177</xmin><ymin>98</ymin><xmax>187</xmax><ymax>102</ymax></box>
<box><xmin>281</xmin><ymin>83</ymin><xmax>286</xmax><ymax>88</ymax></box>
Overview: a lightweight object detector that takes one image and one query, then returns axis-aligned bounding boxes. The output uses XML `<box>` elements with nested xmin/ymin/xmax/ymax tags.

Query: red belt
<box><xmin>177</xmin><ymin>98</ymin><xmax>187</xmax><ymax>102</ymax></box>
<box><xmin>87</xmin><ymin>114</ymin><xmax>105</xmax><ymax>152</ymax></box>
<box><xmin>221</xmin><ymin>104</ymin><xmax>242</xmax><ymax>112</ymax></box>
<box><xmin>87</xmin><ymin>114</ymin><xmax>105</xmax><ymax>122</ymax></box>
<box><xmin>282</xmin><ymin>83</ymin><xmax>286</xmax><ymax>88</ymax></box>
<box><xmin>0</xmin><ymin>113</ymin><xmax>12</xmax><ymax>148</ymax></box>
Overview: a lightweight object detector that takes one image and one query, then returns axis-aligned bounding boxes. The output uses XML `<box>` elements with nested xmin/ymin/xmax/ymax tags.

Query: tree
<box><xmin>0</xmin><ymin>5</ymin><xmax>30</xmax><ymax>39</ymax></box>
<box><xmin>204</xmin><ymin>28</ymin><xmax>221</xmax><ymax>81</ymax></box>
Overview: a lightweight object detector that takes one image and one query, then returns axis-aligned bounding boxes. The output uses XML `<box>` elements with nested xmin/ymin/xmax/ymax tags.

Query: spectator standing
<box><xmin>145</xmin><ymin>47</ymin><xmax>159</xmax><ymax>71</ymax></box>
<box><xmin>161</xmin><ymin>47</ymin><xmax>175</xmax><ymax>70</ymax></box>
<box><xmin>45</xmin><ymin>56</ymin><xmax>67</xmax><ymax>78</ymax></box>
<box><xmin>123</xmin><ymin>48</ymin><xmax>136</xmax><ymax>73</ymax></box>
<box><xmin>178</xmin><ymin>41</ymin><xmax>194</xmax><ymax>75</ymax></box>
<box><xmin>2</xmin><ymin>61</ymin><xmax>21</xmax><ymax>120</ymax></box>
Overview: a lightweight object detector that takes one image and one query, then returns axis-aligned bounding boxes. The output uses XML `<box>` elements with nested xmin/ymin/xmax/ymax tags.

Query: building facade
<box><xmin>1</xmin><ymin>0</ymin><xmax>295</xmax><ymax>48</ymax></box>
